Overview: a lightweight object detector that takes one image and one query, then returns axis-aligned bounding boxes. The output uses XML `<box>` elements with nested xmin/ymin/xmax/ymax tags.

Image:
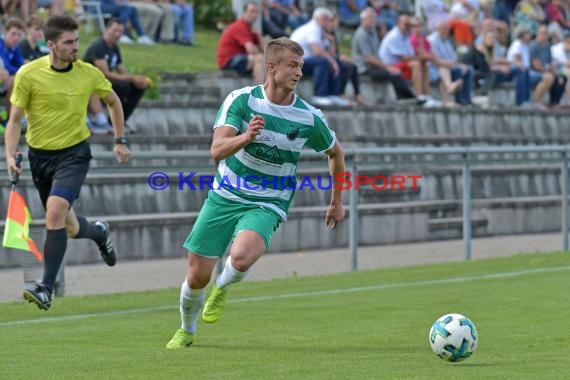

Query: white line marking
<box><xmin>1</xmin><ymin>265</ymin><xmax>569</xmax><ymax>328</ymax></box>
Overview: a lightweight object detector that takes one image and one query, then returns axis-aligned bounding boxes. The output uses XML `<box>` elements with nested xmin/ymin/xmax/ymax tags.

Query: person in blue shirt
<box><xmin>0</xmin><ymin>18</ymin><xmax>25</xmax><ymax>77</ymax></box>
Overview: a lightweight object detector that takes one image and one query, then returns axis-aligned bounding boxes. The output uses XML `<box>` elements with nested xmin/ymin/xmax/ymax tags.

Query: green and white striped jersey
<box><xmin>212</xmin><ymin>85</ymin><xmax>336</xmax><ymax>221</ymax></box>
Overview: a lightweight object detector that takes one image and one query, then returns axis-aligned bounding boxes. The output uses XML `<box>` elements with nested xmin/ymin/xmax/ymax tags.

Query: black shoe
<box><xmin>94</xmin><ymin>221</ymin><xmax>117</xmax><ymax>266</ymax></box>
<box><xmin>23</xmin><ymin>282</ymin><xmax>53</xmax><ymax>310</ymax></box>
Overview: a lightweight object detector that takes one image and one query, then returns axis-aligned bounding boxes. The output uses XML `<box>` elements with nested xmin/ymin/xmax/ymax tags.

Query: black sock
<box><xmin>42</xmin><ymin>228</ymin><xmax>67</xmax><ymax>293</ymax></box>
<box><xmin>74</xmin><ymin>216</ymin><xmax>105</xmax><ymax>244</ymax></box>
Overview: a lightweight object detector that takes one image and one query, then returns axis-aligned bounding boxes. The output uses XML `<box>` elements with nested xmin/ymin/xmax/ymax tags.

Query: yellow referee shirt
<box><xmin>11</xmin><ymin>55</ymin><xmax>113</xmax><ymax>150</ymax></box>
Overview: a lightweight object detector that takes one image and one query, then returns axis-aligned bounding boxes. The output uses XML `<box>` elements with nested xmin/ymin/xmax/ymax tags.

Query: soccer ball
<box><xmin>429</xmin><ymin>313</ymin><xmax>478</xmax><ymax>362</ymax></box>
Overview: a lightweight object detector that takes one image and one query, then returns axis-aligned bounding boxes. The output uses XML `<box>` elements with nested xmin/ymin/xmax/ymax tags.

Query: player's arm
<box><xmin>211</xmin><ymin>115</ymin><xmax>264</xmax><ymax>161</ymax></box>
<box><xmin>4</xmin><ymin>105</ymin><xmax>24</xmax><ymax>177</ymax></box>
<box><xmin>102</xmin><ymin>90</ymin><xmax>131</xmax><ymax>164</ymax></box>
<box><xmin>324</xmin><ymin>140</ymin><xmax>346</xmax><ymax>229</ymax></box>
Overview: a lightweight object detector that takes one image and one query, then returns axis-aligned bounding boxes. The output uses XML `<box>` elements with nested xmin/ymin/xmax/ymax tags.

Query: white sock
<box><xmin>94</xmin><ymin>112</ymin><xmax>107</xmax><ymax>125</ymax></box>
<box><xmin>179</xmin><ymin>279</ymin><xmax>205</xmax><ymax>334</ymax></box>
<box><xmin>215</xmin><ymin>256</ymin><xmax>249</xmax><ymax>288</ymax></box>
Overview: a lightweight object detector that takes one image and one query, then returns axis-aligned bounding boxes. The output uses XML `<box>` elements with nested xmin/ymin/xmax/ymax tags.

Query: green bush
<box><xmin>193</xmin><ymin>0</ymin><xmax>234</xmax><ymax>29</ymax></box>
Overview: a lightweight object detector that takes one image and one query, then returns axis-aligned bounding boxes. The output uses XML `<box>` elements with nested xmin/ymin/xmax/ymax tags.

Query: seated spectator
<box><xmin>530</xmin><ymin>24</ymin><xmax>566</xmax><ymax>106</ymax></box>
<box><xmin>551</xmin><ymin>34</ymin><xmax>570</xmax><ymax>105</ymax></box>
<box><xmin>1</xmin><ymin>0</ymin><xmax>36</xmax><ymax>21</ymax></box>
<box><xmin>368</xmin><ymin>0</ymin><xmax>399</xmax><ymax>37</ymax></box>
<box><xmin>128</xmin><ymin>1</ymin><xmax>165</xmax><ymax>42</ymax></box>
<box><xmin>171</xmin><ymin>0</ymin><xmax>195</xmax><ymax>45</ymax></box>
<box><xmin>428</xmin><ymin>20</ymin><xmax>474</xmax><ymax>106</ymax></box>
<box><xmin>547</xmin><ymin>0</ymin><xmax>570</xmax><ymax>38</ymax></box>
<box><xmin>338</xmin><ymin>0</ymin><xmax>367</xmax><ymax>28</ymax></box>
<box><xmin>514</xmin><ymin>0</ymin><xmax>547</xmax><ymax>37</ymax></box>
<box><xmin>324</xmin><ymin>11</ymin><xmax>363</xmax><ymax>105</ymax></box>
<box><xmin>379</xmin><ymin>13</ymin><xmax>432</xmax><ymax>104</ymax></box>
<box><xmin>507</xmin><ymin>26</ymin><xmax>554</xmax><ymax>108</ymax></box>
<box><xmin>290</xmin><ymin>7</ymin><xmax>349</xmax><ymax>106</ymax></box>
<box><xmin>351</xmin><ymin>7</ymin><xmax>416</xmax><ymax>102</ymax></box>
<box><xmin>268</xmin><ymin>0</ymin><xmax>308</xmax><ymax>31</ymax></box>
<box><xmin>84</xmin><ymin>18</ymin><xmax>150</xmax><ymax>133</ymax></box>
<box><xmin>0</xmin><ymin>18</ymin><xmax>25</xmax><ymax>78</ymax></box>
<box><xmin>217</xmin><ymin>1</ymin><xmax>266</xmax><ymax>84</ymax></box>
<box><xmin>19</xmin><ymin>15</ymin><xmax>50</xmax><ymax>63</ymax></box>
<box><xmin>261</xmin><ymin>0</ymin><xmax>287</xmax><ymax>38</ymax></box>
<box><xmin>100</xmin><ymin>0</ymin><xmax>155</xmax><ymax>44</ymax></box>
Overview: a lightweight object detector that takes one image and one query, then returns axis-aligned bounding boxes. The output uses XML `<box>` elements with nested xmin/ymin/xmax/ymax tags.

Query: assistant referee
<box><xmin>4</xmin><ymin>15</ymin><xmax>131</xmax><ymax>311</ymax></box>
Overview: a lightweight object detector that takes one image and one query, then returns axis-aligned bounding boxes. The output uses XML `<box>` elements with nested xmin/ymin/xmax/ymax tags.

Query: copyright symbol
<box><xmin>148</xmin><ymin>172</ymin><xmax>170</xmax><ymax>190</ymax></box>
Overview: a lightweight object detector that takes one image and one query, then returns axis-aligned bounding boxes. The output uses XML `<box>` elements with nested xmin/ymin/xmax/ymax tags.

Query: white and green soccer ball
<box><xmin>429</xmin><ymin>313</ymin><xmax>478</xmax><ymax>362</ymax></box>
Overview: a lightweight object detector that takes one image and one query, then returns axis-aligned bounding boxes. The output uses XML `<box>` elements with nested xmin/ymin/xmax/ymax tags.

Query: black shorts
<box><xmin>28</xmin><ymin>140</ymin><xmax>92</xmax><ymax>208</ymax></box>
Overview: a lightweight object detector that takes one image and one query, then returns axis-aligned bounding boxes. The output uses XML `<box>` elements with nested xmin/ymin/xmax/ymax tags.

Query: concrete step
<box><xmin>0</xmin><ymin>196</ymin><xmax>563</xmax><ymax>267</ymax></box>
<box><xmin>428</xmin><ymin>216</ymin><xmax>490</xmax><ymax>240</ymax></box>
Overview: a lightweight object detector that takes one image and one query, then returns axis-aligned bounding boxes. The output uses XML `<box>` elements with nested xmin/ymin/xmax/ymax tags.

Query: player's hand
<box><xmin>6</xmin><ymin>155</ymin><xmax>22</xmax><ymax>180</ymax></box>
<box><xmin>246</xmin><ymin>115</ymin><xmax>264</xmax><ymax>141</ymax></box>
<box><xmin>325</xmin><ymin>201</ymin><xmax>345</xmax><ymax>229</ymax></box>
<box><xmin>114</xmin><ymin>144</ymin><xmax>131</xmax><ymax>164</ymax></box>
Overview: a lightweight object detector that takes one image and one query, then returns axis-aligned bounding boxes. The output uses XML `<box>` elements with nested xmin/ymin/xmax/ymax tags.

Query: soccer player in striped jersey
<box><xmin>166</xmin><ymin>37</ymin><xmax>346</xmax><ymax>348</ymax></box>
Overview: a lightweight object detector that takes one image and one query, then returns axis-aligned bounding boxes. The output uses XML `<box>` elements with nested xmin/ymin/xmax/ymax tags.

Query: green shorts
<box><xmin>183</xmin><ymin>191</ymin><xmax>282</xmax><ymax>258</ymax></box>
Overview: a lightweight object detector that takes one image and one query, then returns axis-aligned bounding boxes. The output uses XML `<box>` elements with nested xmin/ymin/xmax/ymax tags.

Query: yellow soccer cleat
<box><xmin>165</xmin><ymin>328</ymin><xmax>194</xmax><ymax>349</ymax></box>
<box><xmin>201</xmin><ymin>285</ymin><xmax>229</xmax><ymax>323</ymax></box>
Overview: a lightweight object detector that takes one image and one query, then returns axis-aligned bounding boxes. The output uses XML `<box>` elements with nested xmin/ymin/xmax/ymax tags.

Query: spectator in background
<box><xmin>0</xmin><ymin>18</ymin><xmax>25</xmax><ymax>77</ymax></box>
<box><xmin>324</xmin><ymin>11</ymin><xmax>364</xmax><ymax>105</ymax></box>
<box><xmin>338</xmin><ymin>0</ymin><xmax>367</xmax><ymax>28</ymax></box>
<box><xmin>129</xmin><ymin>0</ymin><xmax>167</xmax><ymax>42</ymax></box>
<box><xmin>99</xmin><ymin>0</ymin><xmax>155</xmax><ymax>44</ymax></box>
<box><xmin>290</xmin><ymin>7</ymin><xmax>350</xmax><ymax>106</ymax></box>
<box><xmin>172</xmin><ymin>0</ymin><xmax>195</xmax><ymax>45</ymax></box>
<box><xmin>351</xmin><ymin>7</ymin><xmax>416</xmax><ymax>103</ymax></box>
<box><xmin>217</xmin><ymin>1</ymin><xmax>266</xmax><ymax>84</ymax></box>
<box><xmin>507</xmin><ymin>25</ymin><xmax>554</xmax><ymax>108</ymax></box>
<box><xmin>474</xmin><ymin>29</ymin><xmax>532</xmax><ymax>106</ymax></box>
<box><xmin>547</xmin><ymin>0</ymin><xmax>570</xmax><ymax>38</ymax></box>
<box><xmin>514</xmin><ymin>0</ymin><xmax>547</xmax><ymax>37</ymax></box>
<box><xmin>19</xmin><ymin>15</ymin><xmax>50</xmax><ymax>63</ymax></box>
<box><xmin>84</xmin><ymin>18</ymin><xmax>150</xmax><ymax>133</ymax></box>
<box><xmin>530</xmin><ymin>24</ymin><xmax>566</xmax><ymax>106</ymax></box>
<box><xmin>379</xmin><ymin>13</ymin><xmax>432</xmax><ymax>105</ymax></box>
<box><xmin>1</xmin><ymin>0</ymin><xmax>36</xmax><ymax>21</ymax></box>
<box><xmin>268</xmin><ymin>0</ymin><xmax>308</xmax><ymax>31</ymax></box>
<box><xmin>551</xmin><ymin>34</ymin><xmax>570</xmax><ymax>106</ymax></box>
<box><xmin>261</xmin><ymin>0</ymin><xmax>288</xmax><ymax>38</ymax></box>
<box><xmin>368</xmin><ymin>0</ymin><xmax>399</xmax><ymax>38</ymax></box>
<box><xmin>428</xmin><ymin>20</ymin><xmax>474</xmax><ymax>106</ymax></box>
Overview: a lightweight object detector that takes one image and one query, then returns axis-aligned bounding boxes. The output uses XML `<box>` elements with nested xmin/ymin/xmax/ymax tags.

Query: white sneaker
<box><xmin>137</xmin><ymin>35</ymin><xmax>155</xmax><ymax>45</ymax></box>
<box><xmin>119</xmin><ymin>35</ymin><xmax>134</xmax><ymax>44</ymax></box>
<box><xmin>311</xmin><ymin>96</ymin><xmax>334</xmax><ymax>106</ymax></box>
<box><xmin>329</xmin><ymin>96</ymin><xmax>352</xmax><ymax>107</ymax></box>
<box><xmin>423</xmin><ymin>98</ymin><xmax>443</xmax><ymax>108</ymax></box>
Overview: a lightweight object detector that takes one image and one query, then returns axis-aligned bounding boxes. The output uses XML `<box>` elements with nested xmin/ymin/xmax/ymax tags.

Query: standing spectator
<box><xmin>530</xmin><ymin>24</ymin><xmax>566</xmax><ymax>106</ymax></box>
<box><xmin>379</xmin><ymin>13</ymin><xmax>431</xmax><ymax>104</ymax></box>
<box><xmin>19</xmin><ymin>15</ymin><xmax>51</xmax><ymax>63</ymax></box>
<box><xmin>84</xmin><ymin>18</ymin><xmax>150</xmax><ymax>132</ymax></box>
<box><xmin>428</xmin><ymin>20</ymin><xmax>474</xmax><ymax>106</ymax></box>
<box><xmin>351</xmin><ymin>7</ymin><xmax>416</xmax><ymax>102</ymax></box>
<box><xmin>507</xmin><ymin>26</ymin><xmax>554</xmax><ymax>108</ymax></box>
<box><xmin>99</xmin><ymin>0</ymin><xmax>155</xmax><ymax>44</ymax></box>
<box><xmin>290</xmin><ymin>7</ymin><xmax>349</xmax><ymax>106</ymax></box>
<box><xmin>217</xmin><ymin>1</ymin><xmax>266</xmax><ymax>84</ymax></box>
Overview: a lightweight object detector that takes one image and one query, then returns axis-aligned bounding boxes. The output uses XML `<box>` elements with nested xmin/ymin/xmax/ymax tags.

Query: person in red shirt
<box><xmin>217</xmin><ymin>2</ymin><xmax>266</xmax><ymax>84</ymax></box>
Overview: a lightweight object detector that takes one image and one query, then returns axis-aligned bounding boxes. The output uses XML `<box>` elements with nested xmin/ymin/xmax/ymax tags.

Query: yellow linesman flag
<box><xmin>2</xmin><ymin>190</ymin><xmax>42</xmax><ymax>262</ymax></box>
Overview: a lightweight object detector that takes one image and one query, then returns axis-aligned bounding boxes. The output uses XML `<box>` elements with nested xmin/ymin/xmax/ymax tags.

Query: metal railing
<box><xmin>84</xmin><ymin>144</ymin><xmax>570</xmax><ymax>270</ymax></box>
<box><xmin>4</xmin><ymin>145</ymin><xmax>569</xmax><ymax>277</ymax></box>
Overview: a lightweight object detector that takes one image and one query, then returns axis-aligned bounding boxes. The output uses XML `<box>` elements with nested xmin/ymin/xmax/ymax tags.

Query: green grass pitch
<box><xmin>1</xmin><ymin>252</ymin><xmax>569</xmax><ymax>379</ymax></box>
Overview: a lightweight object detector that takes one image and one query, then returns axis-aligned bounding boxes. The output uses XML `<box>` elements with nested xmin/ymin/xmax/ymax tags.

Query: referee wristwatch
<box><xmin>115</xmin><ymin>136</ymin><xmax>129</xmax><ymax>145</ymax></box>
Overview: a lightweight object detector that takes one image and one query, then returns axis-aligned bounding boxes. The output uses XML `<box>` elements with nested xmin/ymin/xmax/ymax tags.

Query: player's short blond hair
<box><xmin>265</xmin><ymin>37</ymin><xmax>304</xmax><ymax>64</ymax></box>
